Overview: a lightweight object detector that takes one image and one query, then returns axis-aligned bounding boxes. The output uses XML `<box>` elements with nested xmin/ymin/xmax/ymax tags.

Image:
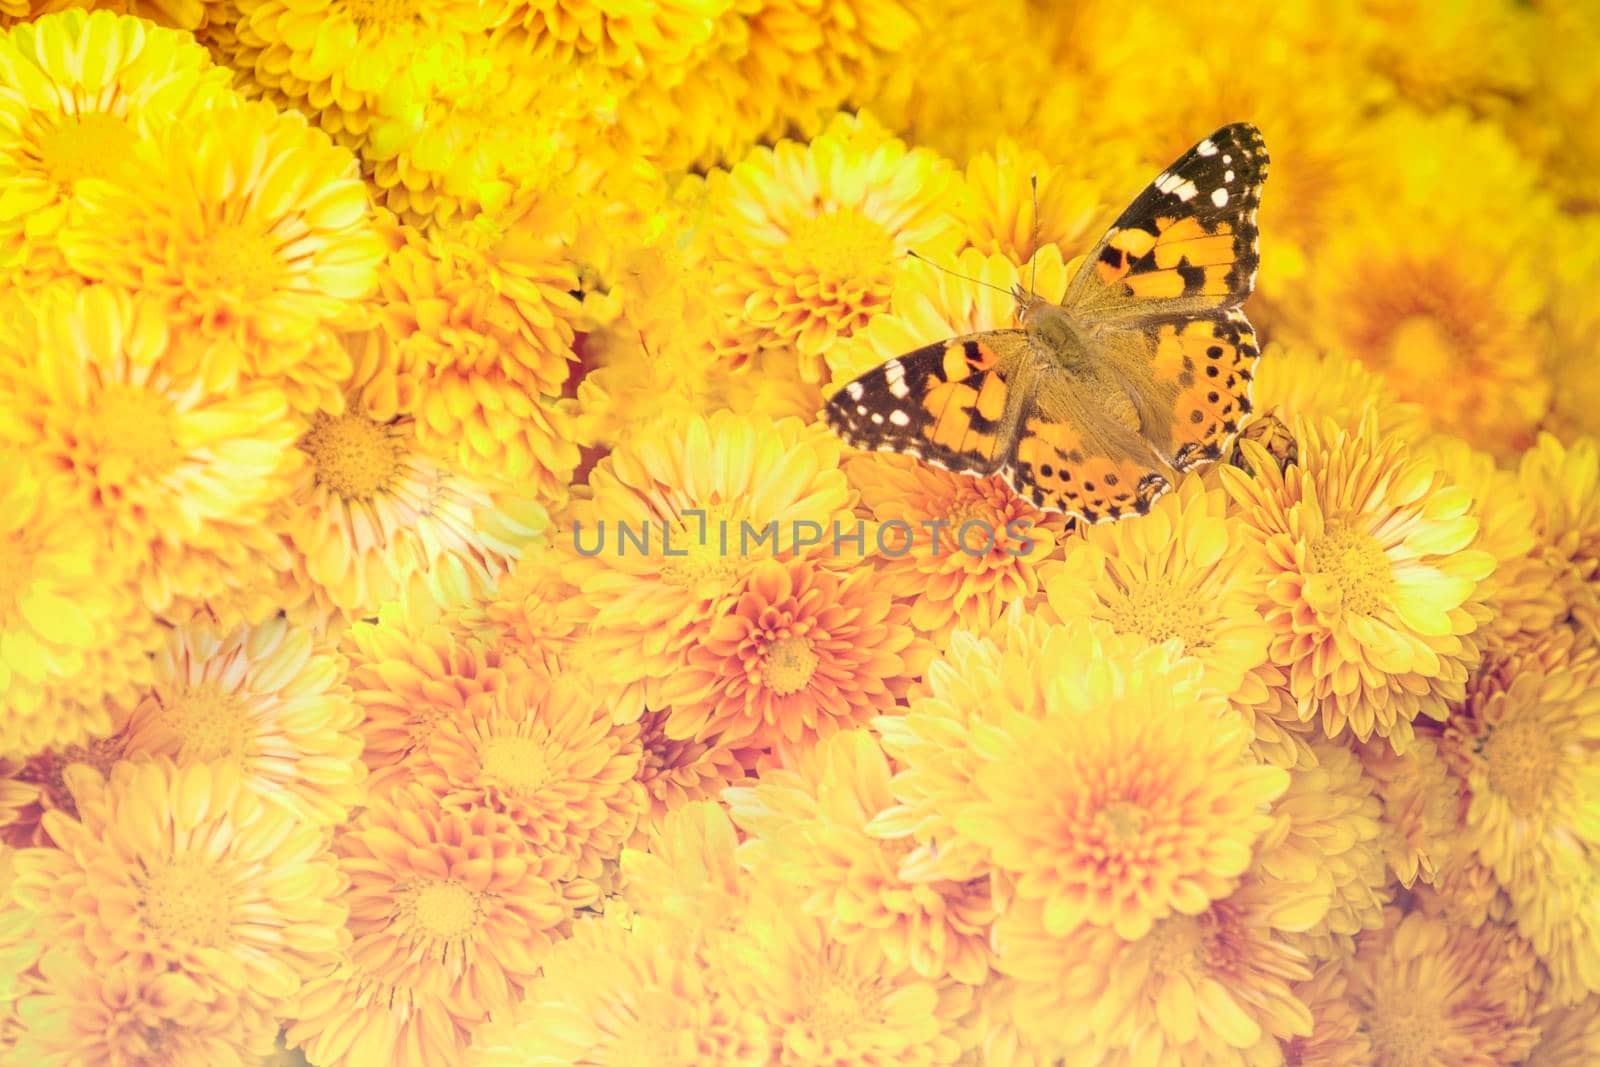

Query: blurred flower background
<box><xmin>0</xmin><ymin>1</ymin><xmax>1598</xmax><ymax>1064</ymax></box>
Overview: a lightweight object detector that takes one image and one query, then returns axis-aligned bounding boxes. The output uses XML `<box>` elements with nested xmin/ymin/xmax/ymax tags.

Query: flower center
<box><xmin>139</xmin><ymin>862</ymin><xmax>233</xmax><ymax>947</ymax></box>
<box><xmin>196</xmin><ymin>223</ymin><xmax>287</xmax><ymax>299</ymax></box>
<box><xmin>659</xmin><ymin>505</ymin><xmax>742</xmax><ymax>587</ymax></box>
<box><xmin>34</xmin><ymin>112</ymin><xmax>138</xmax><ymax>188</ymax></box>
<box><xmin>480</xmin><ymin>734</ymin><xmax>550</xmax><ymax>791</ymax></box>
<box><xmin>1308</xmin><ymin>523</ymin><xmax>1395</xmax><ymax>616</ymax></box>
<box><xmin>1094</xmin><ymin>799</ymin><xmax>1151</xmax><ymax>843</ymax></box>
<box><xmin>1365</xmin><ymin>991</ymin><xmax>1446</xmax><ymax>1067</ymax></box>
<box><xmin>801</xmin><ymin>968</ymin><xmax>883</xmax><ymax>1042</ymax></box>
<box><xmin>1107</xmin><ymin>575</ymin><xmax>1209</xmax><ymax>651</ymax></box>
<box><xmin>163</xmin><ymin>681</ymin><xmax>251</xmax><ymax>763</ymax></box>
<box><xmin>302</xmin><ymin>412</ymin><xmax>404</xmax><ymax>500</ymax></box>
<box><xmin>89</xmin><ymin>383</ymin><xmax>183</xmax><ymax>482</ymax></box>
<box><xmin>410</xmin><ymin>880</ymin><xmax>480</xmax><ymax>940</ymax></box>
<box><xmin>760</xmin><ymin>634</ymin><xmax>818</xmax><ymax>696</ymax></box>
<box><xmin>1145</xmin><ymin>914</ymin><xmax>1205</xmax><ymax>979</ymax></box>
<box><xmin>1481</xmin><ymin>715</ymin><xmax>1555</xmax><ymax>818</ymax></box>
<box><xmin>786</xmin><ymin>209</ymin><xmax>895</xmax><ymax>283</ymax></box>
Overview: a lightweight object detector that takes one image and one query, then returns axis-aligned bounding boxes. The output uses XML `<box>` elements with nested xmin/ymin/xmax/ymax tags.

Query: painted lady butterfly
<box><xmin>824</xmin><ymin>123</ymin><xmax>1268</xmax><ymax>523</ymax></box>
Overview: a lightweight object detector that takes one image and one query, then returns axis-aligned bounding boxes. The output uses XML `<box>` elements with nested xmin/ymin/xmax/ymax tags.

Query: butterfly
<box><xmin>824</xmin><ymin>123</ymin><xmax>1268</xmax><ymax>523</ymax></box>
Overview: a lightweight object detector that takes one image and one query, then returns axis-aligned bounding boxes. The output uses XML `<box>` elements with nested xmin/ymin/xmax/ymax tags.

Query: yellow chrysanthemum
<box><xmin>1248</xmin><ymin>341</ymin><xmax>1427</xmax><ymax>442</ymax></box>
<box><xmin>0</xmin><ymin>450</ymin><xmax>151</xmax><ymax>755</ymax></box>
<box><xmin>1519</xmin><ymin>433</ymin><xmax>1600</xmax><ymax>639</ymax></box>
<box><xmin>406</xmin><ymin>671</ymin><xmax>646</xmax><ymax>895</ymax></box>
<box><xmin>556</xmin><ymin>410</ymin><xmax>854</xmax><ymax>701</ymax></box>
<box><xmin>376</xmin><ymin>204</ymin><xmax>585</xmax><ymax>495</ymax></box>
<box><xmin>993</xmin><ymin>878</ymin><xmax>1313</xmax><ymax>1065</ymax></box>
<box><xmin>1253</xmin><ymin>738</ymin><xmax>1388</xmax><ymax>960</ymax></box>
<box><xmin>662</xmin><ymin>556</ymin><xmax>924</xmax><ymax>749</ymax></box>
<box><xmin>707</xmin><ymin>111</ymin><xmax>961</xmax><ymax>381</ymax></box>
<box><xmin>363</xmin><ymin>36</ymin><xmax>599</xmax><ymax>225</ymax></box>
<box><xmin>0</xmin><ymin>10</ymin><xmax>238</xmax><ymax>288</ymax></box>
<box><xmin>1363</xmin><ymin>0</ymin><xmax>1536</xmax><ymax>114</ymax></box>
<box><xmin>230</xmin><ymin>0</ymin><xmax>503</xmax><ymax>134</ymax></box>
<box><xmin>287</xmin><ymin>784</ymin><xmax>568</xmax><ymax>1067</ymax></box>
<box><xmin>1039</xmin><ymin>475</ymin><xmax>1270</xmax><ymax>703</ymax></box>
<box><xmin>1222</xmin><ymin>416</ymin><xmax>1495</xmax><ymax>751</ymax></box>
<box><xmin>716</xmin><ymin>899</ymin><xmax>970</xmax><ymax>1067</ymax></box>
<box><xmin>1286</xmin><ymin>110</ymin><xmax>1556</xmax><ymax>455</ymax></box>
<box><xmin>727</xmin><ymin>730</ymin><xmax>995</xmax><ymax>984</ymax></box>
<box><xmin>620</xmin><ymin>799</ymin><xmax>747</xmax><ymax>951</ymax></box>
<box><xmin>1280</xmin><ymin>962</ymin><xmax>1372</xmax><ymax>1067</ymax></box>
<box><xmin>1346</xmin><ymin>910</ymin><xmax>1541</xmax><ymax>1065</ymax></box>
<box><xmin>496</xmin><ymin>0</ymin><xmax>725</xmax><ymax>68</ymax></box>
<box><xmin>956</xmin><ymin>137</ymin><xmax>1108</xmax><ymax>265</ymax></box>
<box><xmin>468</xmin><ymin>915</ymin><xmax>770</xmax><ymax>1067</ymax></box>
<box><xmin>0</xmin><ymin>284</ymin><xmax>303</xmax><ymax>620</ymax></box>
<box><xmin>118</xmin><ymin>617</ymin><xmax>366</xmax><ymax>825</ymax></box>
<box><xmin>871</xmin><ymin>616</ymin><xmax>1144</xmax><ymax>884</ymax></box>
<box><xmin>281</xmin><ymin>402</ymin><xmax>547</xmax><ymax>624</ymax></box>
<box><xmin>1440</xmin><ymin>625</ymin><xmax>1600</xmax><ymax>1000</ymax></box>
<box><xmin>1357</xmin><ymin>733</ymin><xmax>1458</xmax><ymax>890</ymax></box>
<box><xmin>958</xmin><ymin>623</ymin><xmax>1288</xmax><ymax>941</ymax></box>
<box><xmin>62</xmin><ymin>98</ymin><xmax>383</xmax><ymax>413</ymax></box>
<box><xmin>9</xmin><ymin>760</ymin><xmax>346</xmax><ymax>1061</ymax></box>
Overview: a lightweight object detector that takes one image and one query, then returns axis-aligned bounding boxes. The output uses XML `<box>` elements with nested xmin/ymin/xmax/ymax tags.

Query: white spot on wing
<box><xmin>871</xmin><ymin>412</ymin><xmax>884</xmax><ymax>424</ymax></box>
<box><xmin>889</xmin><ymin>410</ymin><xmax>910</xmax><ymax>426</ymax></box>
<box><xmin>1154</xmin><ymin>171</ymin><xmax>1181</xmax><ymax>194</ymax></box>
<box><xmin>884</xmin><ymin>358</ymin><xmax>909</xmax><ymax>399</ymax></box>
<box><xmin>856</xmin><ymin>404</ymin><xmax>867</xmax><ymax>415</ymax></box>
<box><xmin>1196</xmin><ymin>138</ymin><xmax>1218</xmax><ymax>157</ymax></box>
<box><xmin>1173</xmin><ymin>180</ymin><xmax>1198</xmax><ymax>202</ymax></box>
<box><xmin>846</xmin><ymin>381</ymin><xmax>863</xmax><ymax>399</ymax></box>
<box><xmin>1224</xmin><ymin>169</ymin><xmax>1234</xmax><ymax>182</ymax></box>
<box><xmin>1211</xmin><ymin>187</ymin><xmax>1230</xmax><ymax>207</ymax></box>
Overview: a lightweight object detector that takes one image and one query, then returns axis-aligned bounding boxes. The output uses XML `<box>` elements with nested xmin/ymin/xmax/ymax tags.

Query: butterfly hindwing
<box><xmin>1066</xmin><ymin>122</ymin><xmax>1268</xmax><ymax>319</ymax></box>
<box><xmin>824</xmin><ymin>331</ymin><xmax>1029</xmax><ymax>476</ymax></box>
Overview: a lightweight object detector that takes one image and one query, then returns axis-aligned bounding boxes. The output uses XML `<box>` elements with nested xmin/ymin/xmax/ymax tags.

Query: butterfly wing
<box><xmin>823</xmin><ymin>331</ymin><xmax>1032</xmax><ymax>477</ymax></box>
<box><xmin>1004</xmin><ymin>392</ymin><xmax>1175</xmax><ymax>522</ymax></box>
<box><xmin>1064</xmin><ymin>122</ymin><xmax>1268</xmax><ymax>322</ymax></box>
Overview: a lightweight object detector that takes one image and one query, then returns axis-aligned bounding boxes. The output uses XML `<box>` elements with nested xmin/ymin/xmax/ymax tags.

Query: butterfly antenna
<box><xmin>1028</xmin><ymin>172</ymin><xmax>1040</xmax><ymax>298</ymax></box>
<box><xmin>905</xmin><ymin>250</ymin><xmax>1012</xmax><ymax>298</ymax></box>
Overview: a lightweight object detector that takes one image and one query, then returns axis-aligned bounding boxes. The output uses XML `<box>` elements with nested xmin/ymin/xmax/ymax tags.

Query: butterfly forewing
<box><xmin>1065</xmin><ymin>122</ymin><xmax>1268</xmax><ymax>319</ymax></box>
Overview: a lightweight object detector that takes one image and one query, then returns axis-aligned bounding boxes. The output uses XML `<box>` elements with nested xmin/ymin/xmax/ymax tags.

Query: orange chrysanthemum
<box><xmin>407</xmin><ymin>671</ymin><xmax>646</xmax><ymax>895</ymax></box>
<box><xmin>287</xmin><ymin>784</ymin><xmax>569</xmax><ymax>1067</ymax></box>
<box><xmin>662</xmin><ymin>556</ymin><xmax>924</xmax><ymax>748</ymax></box>
<box><xmin>631</xmin><ymin>710</ymin><xmax>748</xmax><ymax>846</ymax></box>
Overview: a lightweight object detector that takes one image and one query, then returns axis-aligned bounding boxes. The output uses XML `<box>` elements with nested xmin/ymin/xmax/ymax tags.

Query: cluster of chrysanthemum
<box><xmin>1</xmin><ymin>2</ymin><xmax>1599</xmax><ymax>1065</ymax></box>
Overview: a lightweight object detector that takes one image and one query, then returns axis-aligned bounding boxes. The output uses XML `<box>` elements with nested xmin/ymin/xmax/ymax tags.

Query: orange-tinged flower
<box><xmin>1357</xmin><ymin>733</ymin><xmax>1459</xmax><ymax>890</ymax></box>
<box><xmin>1527</xmin><ymin>996</ymin><xmax>1600</xmax><ymax>1067</ymax></box>
<box><xmin>631</xmin><ymin>710</ymin><xmax>747</xmax><ymax>846</ymax></box>
<box><xmin>557</xmin><ymin>410</ymin><xmax>854</xmax><ymax>703</ymax></box>
<box><xmin>0</xmin><ymin>10</ymin><xmax>238</xmax><ymax>289</ymax></box>
<box><xmin>9</xmin><ymin>760</ymin><xmax>347</xmax><ymax>1060</ymax></box>
<box><xmin>1253</xmin><ymin>738</ymin><xmax>1388</xmax><ymax>960</ymax></box>
<box><xmin>0</xmin><ymin>729</ymin><xmax>126</xmax><ymax>848</ymax></box>
<box><xmin>118</xmin><ymin>616</ymin><xmax>366</xmax><ymax>825</ymax></box>
<box><xmin>994</xmin><ymin>878</ymin><xmax>1313</xmax><ymax>1065</ymax></box>
<box><xmin>1279</xmin><ymin>962</ymin><xmax>1372</xmax><ymax>1067</ymax></box>
<box><xmin>1519</xmin><ymin>433</ymin><xmax>1600</xmax><ymax>640</ymax></box>
<box><xmin>287</xmin><ymin>784</ymin><xmax>569</xmax><ymax>1067</ymax></box>
<box><xmin>407</xmin><ymin>671</ymin><xmax>646</xmax><ymax>894</ymax></box>
<box><xmin>662</xmin><ymin>556</ymin><xmax>924</xmax><ymax>748</ymax></box>
<box><xmin>707</xmin><ymin>111</ymin><xmax>961</xmax><ymax>381</ymax></box>
<box><xmin>960</xmin><ymin>628</ymin><xmax>1287</xmax><ymax>941</ymax></box>
<box><xmin>1222</xmin><ymin>416</ymin><xmax>1495</xmax><ymax>752</ymax></box>
<box><xmin>468</xmin><ymin>916</ymin><xmax>770</xmax><ymax>1067</ymax></box>
<box><xmin>1346</xmin><ymin>910</ymin><xmax>1541</xmax><ymax>1066</ymax></box>
<box><xmin>621</xmin><ymin>799</ymin><xmax>748</xmax><ymax>953</ymax></box>
<box><xmin>727</xmin><ymin>730</ymin><xmax>995</xmax><ymax>984</ymax></box>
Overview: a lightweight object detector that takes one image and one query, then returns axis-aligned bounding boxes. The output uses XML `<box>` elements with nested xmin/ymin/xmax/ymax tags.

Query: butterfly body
<box><xmin>825</xmin><ymin>123</ymin><xmax>1269</xmax><ymax>523</ymax></box>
